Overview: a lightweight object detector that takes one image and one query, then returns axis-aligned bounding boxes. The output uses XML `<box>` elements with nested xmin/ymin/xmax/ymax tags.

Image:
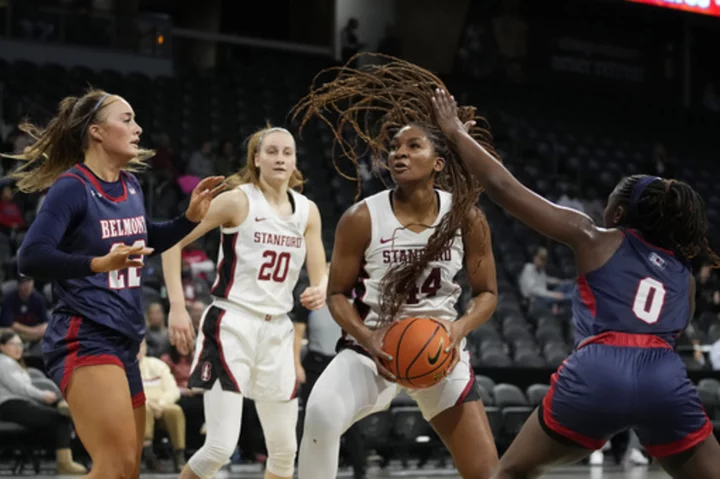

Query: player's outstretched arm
<box><xmin>146</xmin><ymin>176</ymin><xmax>226</xmax><ymax>255</ymax></box>
<box><xmin>432</xmin><ymin>89</ymin><xmax>596</xmax><ymax>249</ymax></box>
<box><xmin>162</xmin><ymin>189</ymin><xmax>247</xmax><ymax>355</ymax></box>
<box><xmin>300</xmin><ymin>201</ymin><xmax>328</xmax><ymax>311</ymax></box>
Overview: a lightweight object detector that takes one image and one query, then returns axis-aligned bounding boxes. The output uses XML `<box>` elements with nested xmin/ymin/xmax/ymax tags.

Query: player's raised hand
<box><xmin>435</xmin><ymin>318</ymin><xmax>462</xmax><ymax>373</ymax></box>
<box><xmin>432</xmin><ymin>88</ymin><xmax>465</xmax><ymax>140</ymax></box>
<box><xmin>91</xmin><ymin>243</ymin><xmax>154</xmax><ymax>273</ymax></box>
<box><xmin>362</xmin><ymin>325</ymin><xmax>396</xmax><ymax>382</ymax></box>
<box><xmin>168</xmin><ymin>305</ymin><xmax>196</xmax><ymax>356</ymax></box>
<box><xmin>300</xmin><ymin>285</ymin><xmax>326</xmax><ymax>310</ymax></box>
<box><xmin>185</xmin><ymin>176</ymin><xmax>227</xmax><ymax>223</ymax></box>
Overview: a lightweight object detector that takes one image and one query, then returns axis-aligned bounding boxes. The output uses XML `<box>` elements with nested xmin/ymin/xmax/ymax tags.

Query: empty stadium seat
<box><xmin>494</xmin><ymin>384</ymin><xmax>533</xmax><ymax>439</ymax></box>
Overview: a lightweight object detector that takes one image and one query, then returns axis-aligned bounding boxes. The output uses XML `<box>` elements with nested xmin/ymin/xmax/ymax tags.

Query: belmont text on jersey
<box><xmin>100</xmin><ymin>216</ymin><xmax>147</xmax><ymax>239</ymax></box>
<box><xmin>253</xmin><ymin>231</ymin><xmax>303</xmax><ymax>249</ymax></box>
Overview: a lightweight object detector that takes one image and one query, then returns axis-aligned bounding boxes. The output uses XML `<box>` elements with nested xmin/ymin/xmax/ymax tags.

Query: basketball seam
<box><xmin>404</xmin><ymin>324</ymin><xmax>440</xmax><ymax>380</ymax></box>
<box><xmin>393</xmin><ymin>318</ymin><xmax>421</xmax><ymax>378</ymax></box>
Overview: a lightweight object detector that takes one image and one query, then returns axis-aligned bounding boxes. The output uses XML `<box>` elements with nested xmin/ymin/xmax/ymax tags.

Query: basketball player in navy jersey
<box><xmin>433</xmin><ymin>89</ymin><xmax>720</xmax><ymax>478</ymax></box>
<box><xmin>10</xmin><ymin>89</ymin><xmax>224</xmax><ymax>479</ymax></box>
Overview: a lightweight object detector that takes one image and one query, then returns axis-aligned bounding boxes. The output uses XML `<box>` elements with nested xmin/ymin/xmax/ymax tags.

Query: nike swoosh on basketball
<box><xmin>380</xmin><ymin>237</ymin><xmax>394</xmax><ymax>244</ymax></box>
<box><xmin>428</xmin><ymin>339</ymin><xmax>444</xmax><ymax>365</ymax></box>
<box><xmin>255</xmin><ymin>217</ymin><xmax>267</xmax><ymax>222</ymax></box>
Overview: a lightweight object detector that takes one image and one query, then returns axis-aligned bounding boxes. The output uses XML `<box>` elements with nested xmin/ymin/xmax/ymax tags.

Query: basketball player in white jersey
<box><xmin>162</xmin><ymin>125</ymin><xmax>327</xmax><ymax>479</ymax></box>
<box><xmin>298</xmin><ymin>123</ymin><xmax>499</xmax><ymax>478</ymax></box>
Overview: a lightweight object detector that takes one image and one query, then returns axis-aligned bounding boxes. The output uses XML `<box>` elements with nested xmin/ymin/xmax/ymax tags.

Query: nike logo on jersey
<box><xmin>380</xmin><ymin>237</ymin><xmax>394</xmax><ymax>244</ymax></box>
<box><xmin>428</xmin><ymin>339</ymin><xmax>444</xmax><ymax>365</ymax></box>
<box><xmin>255</xmin><ymin>217</ymin><xmax>267</xmax><ymax>222</ymax></box>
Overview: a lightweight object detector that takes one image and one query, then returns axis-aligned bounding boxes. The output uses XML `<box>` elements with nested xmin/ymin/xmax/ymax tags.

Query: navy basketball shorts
<box><xmin>538</xmin><ymin>331</ymin><xmax>712</xmax><ymax>458</ymax></box>
<box><xmin>43</xmin><ymin>314</ymin><xmax>145</xmax><ymax>408</ymax></box>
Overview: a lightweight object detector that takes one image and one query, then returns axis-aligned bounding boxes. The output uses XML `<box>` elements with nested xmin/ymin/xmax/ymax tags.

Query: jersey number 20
<box><xmin>258</xmin><ymin>251</ymin><xmax>291</xmax><ymax>282</ymax></box>
<box><xmin>108</xmin><ymin>240</ymin><xmax>145</xmax><ymax>290</ymax></box>
<box><xmin>632</xmin><ymin>277</ymin><xmax>666</xmax><ymax>324</ymax></box>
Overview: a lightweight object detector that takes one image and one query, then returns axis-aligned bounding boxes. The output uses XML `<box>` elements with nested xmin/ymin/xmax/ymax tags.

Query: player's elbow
<box><xmin>17</xmin><ymin>245</ymin><xmax>39</xmax><ymax>277</ymax></box>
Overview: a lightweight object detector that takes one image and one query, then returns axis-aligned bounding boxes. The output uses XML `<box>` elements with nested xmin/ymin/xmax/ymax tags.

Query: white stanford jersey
<box><xmin>352</xmin><ymin>190</ymin><xmax>464</xmax><ymax>329</ymax></box>
<box><xmin>211</xmin><ymin>183</ymin><xmax>309</xmax><ymax>316</ymax></box>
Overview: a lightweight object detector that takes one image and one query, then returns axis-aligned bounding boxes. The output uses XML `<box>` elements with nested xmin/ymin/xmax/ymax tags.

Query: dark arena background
<box><xmin>1</xmin><ymin>0</ymin><xmax>720</xmax><ymax>477</ymax></box>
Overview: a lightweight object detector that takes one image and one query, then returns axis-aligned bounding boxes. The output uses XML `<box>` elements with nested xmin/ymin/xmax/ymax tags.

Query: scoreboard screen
<box><xmin>628</xmin><ymin>0</ymin><xmax>720</xmax><ymax>16</ymax></box>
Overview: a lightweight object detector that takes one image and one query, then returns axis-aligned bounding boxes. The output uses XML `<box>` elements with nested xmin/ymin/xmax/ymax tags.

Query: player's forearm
<box><xmin>456</xmin><ymin>291</ymin><xmax>497</xmax><ymax>338</ymax></box>
<box><xmin>327</xmin><ymin>293</ymin><xmax>372</xmax><ymax>345</ymax></box>
<box><xmin>147</xmin><ymin>215</ymin><xmax>199</xmax><ymax>255</ymax></box>
<box><xmin>293</xmin><ymin>323</ymin><xmax>306</xmax><ymax>366</ymax></box>
<box><xmin>18</xmin><ymin>239</ymin><xmax>94</xmax><ymax>279</ymax></box>
<box><xmin>161</xmin><ymin>244</ymin><xmax>186</xmax><ymax>307</ymax></box>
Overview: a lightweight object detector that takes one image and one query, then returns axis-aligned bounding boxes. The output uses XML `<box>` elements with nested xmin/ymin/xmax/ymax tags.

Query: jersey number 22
<box><xmin>108</xmin><ymin>240</ymin><xmax>145</xmax><ymax>289</ymax></box>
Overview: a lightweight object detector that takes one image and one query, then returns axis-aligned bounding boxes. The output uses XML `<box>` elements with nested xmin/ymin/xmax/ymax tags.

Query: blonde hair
<box><xmin>225</xmin><ymin>124</ymin><xmax>304</xmax><ymax>192</ymax></box>
<box><xmin>3</xmin><ymin>88</ymin><xmax>153</xmax><ymax>193</ymax></box>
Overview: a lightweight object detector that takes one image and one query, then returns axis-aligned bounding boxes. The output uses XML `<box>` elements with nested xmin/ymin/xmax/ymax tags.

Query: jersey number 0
<box><xmin>632</xmin><ymin>277</ymin><xmax>666</xmax><ymax>324</ymax></box>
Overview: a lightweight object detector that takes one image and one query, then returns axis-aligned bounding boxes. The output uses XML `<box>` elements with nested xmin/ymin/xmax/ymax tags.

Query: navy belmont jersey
<box><xmin>51</xmin><ymin>164</ymin><xmax>149</xmax><ymax>341</ymax></box>
<box><xmin>573</xmin><ymin>228</ymin><xmax>691</xmax><ymax>347</ymax></box>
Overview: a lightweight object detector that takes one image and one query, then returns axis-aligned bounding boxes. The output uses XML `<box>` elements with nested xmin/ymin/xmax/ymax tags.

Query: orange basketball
<box><xmin>380</xmin><ymin>317</ymin><xmax>453</xmax><ymax>389</ymax></box>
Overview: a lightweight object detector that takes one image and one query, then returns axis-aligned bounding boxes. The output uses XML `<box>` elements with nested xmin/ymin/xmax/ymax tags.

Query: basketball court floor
<box><xmin>6</xmin><ymin>465</ymin><xmax>672</xmax><ymax>478</ymax></box>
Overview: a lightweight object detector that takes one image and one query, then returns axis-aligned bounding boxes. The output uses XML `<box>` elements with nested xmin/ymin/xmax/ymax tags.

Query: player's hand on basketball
<box><xmin>435</xmin><ymin>319</ymin><xmax>463</xmax><ymax>373</ymax></box>
<box><xmin>168</xmin><ymin>305</ymin><xmax>196</xmax><ymax>356</ymax></box>
<box><xmin>363</xmin><ymin>325</ymin><xmax>396</xmax><ymax>382</ymax></box>
<box><xmin>91</xmin><ymin>243</ymin><xmax>154</xmax><ymax>273</ymax></box>
<box><xmin>185</xmin><ymin>176</ymin><xmax>227</xmax><ymax>223</ymax></box>
<box><xmin>432</xmin><ymin>88</ymin><xmax>465</xmax><ymax>139</ymax></box>
<box><xmin>300</xmin><ymin>285</ymin><xmax>326</xmax><ymax>310</ymax></box>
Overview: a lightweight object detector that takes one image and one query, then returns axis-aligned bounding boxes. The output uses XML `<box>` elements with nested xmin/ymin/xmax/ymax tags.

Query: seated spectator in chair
<box><xmin>161</xmin><ymin>344</ymin><xmax>205</xmax><ymax>451</ymax></box>
<box><xmin>518</xmin><ymin>247</ymin><xmax>572</xmax><ymax>313</ymax></box>
<box><xmin>145</xmin><ymin>302</ymin><xmax>170</xmax><ymax>358</ymax></box>
<box><xmin>0</xmin><ymin>277</ymin><xmax>48</xmax><ymax>354</ymax></box>
<box><xmin>139</xmin><ymin>339</ymin><xmax>186</xmax><ymax>472</ymax></box>
<box><xmin>0</xmin><ymin>185</ymin><xmax>26</xmax><ymax>234</ymax></box>
<box><xmin>181</xmin><ymin>241</ymin><xmax>214</xmax><ymax>281</ymax></box>
<box><xmin>0</xmin><ymin>332</ymin><xmax>85</xmax><ymax>474</ymax></box>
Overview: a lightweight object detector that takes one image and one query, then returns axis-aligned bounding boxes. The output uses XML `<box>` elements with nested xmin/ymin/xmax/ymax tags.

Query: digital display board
<box><xmin>628</xmin><ymin>0</ymin><xmax>720</xmax><ymax>17</ymax></box>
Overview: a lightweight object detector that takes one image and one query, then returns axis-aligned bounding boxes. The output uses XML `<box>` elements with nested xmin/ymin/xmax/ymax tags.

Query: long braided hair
<box><xmin>615</xmin><ymin>175</ymin><xmax>720</xmax><ymax>266</ymax></box>
<box><xmin>291</xmin><ymin>53</ymin><xmax>498</xmax><ymax>326</ymax></box>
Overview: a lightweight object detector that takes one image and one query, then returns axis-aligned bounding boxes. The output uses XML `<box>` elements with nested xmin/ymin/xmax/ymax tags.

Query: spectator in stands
<box><xmin>187</xmin><ymin>140</ymin><xmax>216</xmax><ymax>179</ymax></box>
<box><xmin>340</xmin><ymin>18</ymin><xmax>364</xmax><ymax>64</ymax></box>
<box><xmin>151</xmin><ymin>133</ymin><xmax>179</xmax><ymax>182</ymax></box>
<box><xmin>145</xmin><ymin>302</ymin><xmax>170</xmax><ymax>357</ymax></box>
<box><xmin>181</xmin><ymin>241</ymin><xmax>214</xmax><ymax>281</ymax></box>
<box><xmin>518</xmin><ymin>247</ymin><xmax>572</xmax><ymax>311</ymax></box>
<box><xmin>492</xmin><ymin>0</ymin><xmax>527</xmax><ymax>84</ymax></box>
<box><xmin>0</xmin><ymin>331</ymin><xmax>86</xmax><ymax>474</ymax></box>
<box><xmin>138</xmin><ymin>339</ymin><xmax>186</xmax><ymax>472</ymax></box>
<box><xmin>0</xmin><ymin>276</ymin><xmax>48</xmax><ymax>346</ymax></box>
<box><xmin>217</xmin><ymin>140</ymin><xmax>238</xmax><ymax>175</ymax></box>
<box><xmin>161</xmin><ymin>344</ymin><xmax>205</xmax><ymax>450</ymax></box>
<box><xmin>294</xmin><ymin>298</ymin><xmax>367</xmax><ymax>479</ymax></box>
<box><xmin>187</xmin><ymin>299</ymin><xmax>207</xmax><ymax>331</ymax></box>
<box><xmin>0</xmin><ymin>185</ymin><xmax>26</xmax><ymax>232</ymax></box>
